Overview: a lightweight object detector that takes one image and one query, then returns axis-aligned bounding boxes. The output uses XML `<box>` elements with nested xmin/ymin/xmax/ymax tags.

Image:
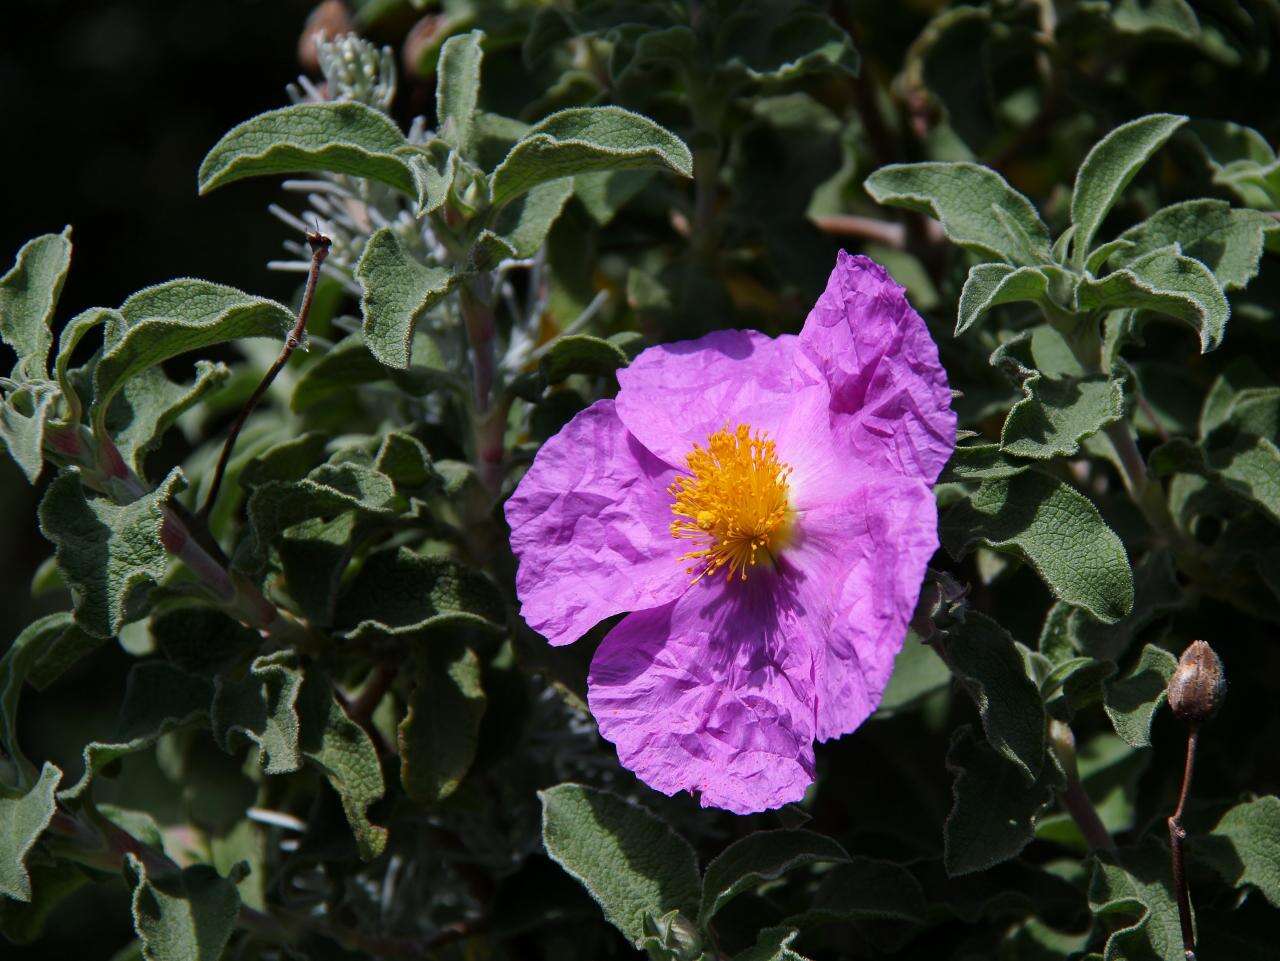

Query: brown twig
<box><xmin>1168</xmin><ymin>725</ymin><xmax>1200</xmax><ymax>960</ymax></box>
<box><xmin>811</xmin><ymin>214</ymin><xmax>906</xmax><ymax>248</ymax></box>
<box><xmin>199</xmin><ymin>230</ymin><xmax>331</xmax><ymax>520</ymax></box>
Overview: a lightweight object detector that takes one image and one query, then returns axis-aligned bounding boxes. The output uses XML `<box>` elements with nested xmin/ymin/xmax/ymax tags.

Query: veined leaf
<box><xmin>0</xmin><ymin>228</ymin><xmax>71</xmax><ymax>383</ymax></box>
<box><xmin>0</xmin><ymin>764</ymin><xmax>62</xmax><ymax>902</ymax></box>
<box><xmin>124</xmin><ymin>854</ymin><xmax>243</xmax><ymax>961</ymax></box>
<box><xmin>1116</xmin><ymin>199</ymin><xmax>1274</xmax><ymax>291</ymax></box>
<box><xmin>700</xmin><ymin>830</ymin><xmax>849</xmax><ymax>924</ymax></box>
<box><xmin>398</xmin><ymin>639</ymin><xmax>486</xmax><ymax>804</ymax></box>
<box><xmin>436</xmin><ymin>29</ymin><xmax>484</xmax><ymax>153</ymax></box>
<box><xmin>1104</xmin><ymin>645</ymin><xmax>1177</xmax><ymax>747</ymax></box>
<box><xmin>356</xmin><ymin>228</ymin><xmax>460</xmax><ymax>370</ymax></box>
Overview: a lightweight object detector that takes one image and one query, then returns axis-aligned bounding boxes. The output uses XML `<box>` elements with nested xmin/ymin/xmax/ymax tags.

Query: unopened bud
<box><xmin>299</xmin><ymin>1</ymin><xmax>353</xmax><ymax>73</ymax></box>
<box><xmin>1166</xmin><ymin>640</ymin><xmax>1226</xmax><ymax>724</ymax></box>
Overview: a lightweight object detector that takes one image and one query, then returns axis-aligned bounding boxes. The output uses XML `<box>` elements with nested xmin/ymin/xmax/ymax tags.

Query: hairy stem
<box><xmin>1049</xmin><ymin>720</ymin><xmax>1116</xmax><ymax>852</ymax></box>
<box><xmin>1169</xmin><ymin>725</ymin><xmax>1200</xmax><ymax>960</ymax></box>
<box><xmin>460</xmin><ymin>281</ymin><xmax>504</xmax><ymax>491</ymax></box>
<box><xmin>200</xmin><ymin>230</ymin><xmax>331</xmax><ymax>520</ymax></box>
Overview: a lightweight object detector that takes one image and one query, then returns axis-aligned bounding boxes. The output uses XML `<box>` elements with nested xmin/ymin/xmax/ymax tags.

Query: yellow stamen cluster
<box><xmin>669</xmin><ymin>424</ymin><xmax>794</xmax><ymax>582</ymax></box>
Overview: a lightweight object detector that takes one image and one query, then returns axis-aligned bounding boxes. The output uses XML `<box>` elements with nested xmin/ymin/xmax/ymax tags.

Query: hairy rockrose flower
<box><xmin>504</xmin><ymin>252</ymin><xmax>956</xmax><ymax>813</ymax></box>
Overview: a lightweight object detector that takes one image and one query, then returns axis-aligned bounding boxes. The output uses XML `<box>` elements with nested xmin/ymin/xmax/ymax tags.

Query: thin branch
<box><xmin>811</xmin><ymin>214</ymin><xmax>906</xmax><ymax>248</ymax></box>
<box><xmin>199</xmin><ymin>230</ymin><xmax>331</xmax><ymax>521</ymax></box>
<box><xmin>1169</xmin><ymin>725</ymin><xmax>1200</xmax><ymax>961</ymax></box>
<box><xmin>1049</xmin><ymin>720</ymin><xmax>1116</xmax><ymax>853</ymax></box>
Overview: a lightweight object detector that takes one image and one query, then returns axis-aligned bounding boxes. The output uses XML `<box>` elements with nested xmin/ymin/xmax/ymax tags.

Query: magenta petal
<box><xmin>799</xmin><ymin>251</ymin><xmax>956</xmax><ymax>484</ymax></box>
<box><xmin>614</xmin><ymin>329</ymin><xmax>820</xmax><ymax>468</ymax></box>
<box><xmin>588</xmin><ymin>576</ymin><xmax>817</xmax><ymax>814</ymax></box>
<box><xmin>504</xmin><ymin>400</ymin><xmax>688</xmax><ymax>647</ymax></box>
<box><xmin>788</xmin><ymin>477</ymin><xmax>940</xmax><ymax>741</ymax></box>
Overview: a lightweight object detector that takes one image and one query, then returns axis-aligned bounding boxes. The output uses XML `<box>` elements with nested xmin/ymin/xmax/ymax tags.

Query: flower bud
<box><xmin>299</xmin><ymin>1</ymin><xmax>353</xmax><ymax>73</ymax></box>
<box><xmin>1166</xmin><ymin>640</ymin><xmax>1226</xmax><ymax>724</ymax></box>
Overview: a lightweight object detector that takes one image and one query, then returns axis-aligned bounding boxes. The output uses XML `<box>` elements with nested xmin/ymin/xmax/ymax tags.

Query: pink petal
<box><xmin>799</xmin><ymin>251</ymin><xmax>956</xmax><ymax>484</ymax></box>
<box><xmin>614</xmin><ymin>329</ymin><xmax>821</xmax><ymax>468</ymax></box>
<box><xmin>787</xmin><ymin>477</ymin><xmax>940</xmax><ymax>741</ymax></box>
<box><xmin>588</xmin><ymin>576</ymin><xmax>817</xmax><ymax>814</ymax></box>
<box><xmin>504</xmin><ymin>400</ymin><xmax>688</xmax><ymax>647</ymax></box>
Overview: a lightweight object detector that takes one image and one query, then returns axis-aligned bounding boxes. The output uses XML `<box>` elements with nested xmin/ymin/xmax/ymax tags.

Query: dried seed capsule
<box><xmin>1167</xmin><ymin>640</ymin><xmax>1226</xmax><ymax>724</ymax></box>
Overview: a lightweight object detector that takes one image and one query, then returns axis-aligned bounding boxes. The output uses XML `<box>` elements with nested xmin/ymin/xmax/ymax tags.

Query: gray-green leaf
<box><xmin>699</xmin><ymin>829</ymin><xmax>849</xmax><ymax>924</ymax></box>
<box><xmin>124</xmin><ymin>854</ymin><xmax>243</xmax><ymax>961</ymax></box>
<box><xmin>198</xmin><ymin>102</ymin><xmax>416</xmax><ymax>198</ymax></box>
<box><xmin>490</xmin><ymin>106</ymin><xmax>692</xmax><ymax>209</ymax></box>
<box><xmin>864</xmin><ymin>162</ymin><xmax>1050</xmax><ymax>264</ymax></box>
<box><xmin>0</xmin><ymin>763</ymin><xmax>61</xmax><ymax>902</ymax></box>
<box><xmin>212</xmin><ymin>650</ymin><xmax>304</xmax><ymax>775</ymax></box>
<box><xmin>436</xmin><ymin>30</ymin><xmax>484</xmax><ymax>153</ymax></box>
<box><xmin>0</xmin><ymin>228</ymin><xmax>71</xmax><ymax>383</ymax></box>
<box><xmin>1104</xmin><ymin>645</ymin><xmax>1177</xmax><ymax>747</ymax></box>
<box><xmin>1202</xmin><ymin>795</ymin><xmax>1280</xmax><ymax>909</ymax></box>
<box><xmin>1116</xmin><ymin>199</ymin><xmax>1274</xmax><ymax>291</ymax></box>
<box><xmin>942</xmin><ymin>472</ymin><xmax>1134</xmax><ymax>623</ymax></box>
<box><xmin>1069</xmin><ymin>114</ymin><xmax>1187</xmax><ymax>268</ymax></box>
<box><xmin>539</xmin><ymin>783</ymin><xmax>700</xmax><ymax>945</ymax></box>
<box><xmin>398</xmin><ymin>639</ymin><xmax>486</xmax><ymax>804</ymax></box>
<box><xmin>356</xmin><ymin>228</ymin><xmax>460</xmax><ymax>370</ymax></box>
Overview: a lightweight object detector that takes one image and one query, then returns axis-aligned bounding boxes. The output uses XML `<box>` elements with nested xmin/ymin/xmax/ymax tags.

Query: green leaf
<box><xmin>490</xmin><ymin>106</ymin><xmax>692</xmax><ymax>209</ymax></box>
<box><xmin>477</xmin><ymin>178</ymin><xmax>575</xmax><ymax>261</ymax></box>
<box><xmin>436</xmin><ymin>29</ymin><xmax>484</xmax><ymax>153</ymax></box>
<box><xmin>699</xmin><ymin>829</ymin><xmax>849</xmax><ymax>925</ymax></box>
<box><xmin>93</xmin><ymin>281</ymin><xmax>294</xmax><ymax>433</ymax></box>
<box><xmin>402</xmin><ymin>140</ymin><xmax>458</xmax><ymax>215</ymax></box>
<box><xmin>717</xmin><ymin>1</ymin><xmax>860</xmax><ymax>81</ymax></box>
<box><xmin>124</xmin><ymin>854</ymin><xmax>243</xmax><ymax>961</ymax></box>
<box><xmin>1069</xmin><ymin>114</ymin><xmax>1187</xmax><ymax>268</ymax></box>
<box><xmin>212</xmin><ymin>650</ymin><xmax>304</xmax><ymax>775</ymax></box>
<box><xmin>944</xmin><ymin>612</ymin><xmax>1046</xmax><ymax>780</ymax></box>
<box><xmin>864</xmin><ymin>162</ymin><xmax>1050</xmax><ymax>264</ymax></box>
<box><xmin>1103</xmin><ymin>645</ymin><xmax>1177</xmax><ymax>747</ymax></box>
<box><xmin>0</xmin><ymin>763</ymin><xmax>61</xmax><ymax>902</ymax></box>
<box><xmin>52</xmin><ymin>307</ymin><xmax>115</xmax><ymax>426</ymax></box>
<box><xmin>1077</xmin><ymin>247</ymin><xmax>1230</xmax><ymax>353</ymax></box>
<box><xmin>108</xmin><ymin>362</ymin><xmax>231</xmax><ymax>476</ymax></box>
<box><xmin>198</xmin><ymin>102</ymin><xmax>416</xmax><ymax>198</ymax></box>
<box><xmin>0</xmin><ymin>228</ymin><xmax>71</xmax><ymax>382</ymax></box>
<box><xmin>1202</xmin><ymin>795</ymin><xmax>1280</xmax><ymax>909</ymax></box>
<box><xmin>61</xmin><ymin>660</ymin><xmax>213</xmax><ymax>800</ymax></box>
<box><xmin>943</xmin><ymin>443</ymin><xmax>1029</xmax><ymax>482</ymax></box>
<box><xmin>278</xmin><ymin>514</ymin><xmax>361</xmax><ymax>625</ymax></box>
<box><xmin>944</xmin><ymin>727</ymin><xmax>1053</xmax><ymax>877</ymax></box>
<box><xmin>1190</xmin><ymin>119</ymin><xmax>1280</xmax><ymax>208</ymax></box>
<box><xmin>1037</xmin><ymin>734</ymin><xmax>1148</xmax><ymax>851</ymax></box>
<box><xmin>539</xmin><ymin>783</ymin><xmax>700</xmax><ymax>945</ymax></box>
<box><xmin>0</xmin><ymin>381</ymin><xmax>59</xmax><ymax>483</ymax></box>
<box><xmin>356</xmin><ymin>227</ymin><xmax>461</xmax><ymax>370</ymax></box>
<box><xmin>1116</xmin><ymin>199</ymin><xmax>1274</xmax><ymax>291</ymax></box>
<box><xmin>942</xmin><ymin>472</ymin><xmax>1134</xmax><ymax>623</ymax></box>
<box><xmin>733</xmin><ymin>927</ymin><xmax>810</xmax><ymax>961</ymax></box>
<box><xmin>290</xmin><ymin>331</ymin><xmax>457</xmax><ymax>412</ymax></box>
<box><xmin>572</xmin><ymin>169</ymin><xmax>653</xmax><ymax>225</ymax></box>
<box><xmin>540</xmin><ymin>333</ymin><xmax>631</xmax><ymax>385</ymax></box>
<box><xmin>335</xmin><ymin>547</ymin><xmax>506</xmax><ymax>646</ymax></box>
<box><xmin>1089</xmin><ymin>839</ymin><xmax>1184</xmax><ymax>961</ymax></box>
<box><xmin>787</xmin><ymin>857</ymin><xmax>928</xmax><ymax>925</ymax></box>
<box><xmin>398</xmin><ymin>638</ymin><xmax>486</xmax><ymax>804</ymax></box>
<box><xmin>38</xmin><ymin>469</ymin><xmax>185</xmax><ymax>638</ymax></box>
<box><xmin>298</xmin><ymin>670</ymin><xmax>387</xmax><ymax>860</ymax></box>
<box><xmin>1</xmin><ymin>615</ymin><xmax>76</xmax><ymax>787</ymax></box>
<box><xmin>957</xmin><ymin>264</ymin><xmax>1056</xmax><ymax>336</ymax></box>
<box><xmin>27</xmin><ymin>621</ymin><xmax>108</xmax><ymax>692</ymax></box>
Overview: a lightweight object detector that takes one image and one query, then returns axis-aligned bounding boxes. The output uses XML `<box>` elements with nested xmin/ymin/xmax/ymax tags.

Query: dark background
<box><xmin>2</xmin><ymin>3</ymin><xmax>312</xmax><ymax>955</ymax></box>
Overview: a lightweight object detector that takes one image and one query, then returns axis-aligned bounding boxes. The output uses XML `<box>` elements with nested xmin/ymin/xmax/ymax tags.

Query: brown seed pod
<box><xmin>1166</xmin><ymin>640</ymin><xmax>1226</xmax><ymax>724</ymax></box>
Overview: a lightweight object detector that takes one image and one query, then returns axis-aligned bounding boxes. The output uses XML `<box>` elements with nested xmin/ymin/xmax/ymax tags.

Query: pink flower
<box><xmin>505</xmin><ymin>253</ymin><xmax>956</xmax><ymax>814</ymax></box>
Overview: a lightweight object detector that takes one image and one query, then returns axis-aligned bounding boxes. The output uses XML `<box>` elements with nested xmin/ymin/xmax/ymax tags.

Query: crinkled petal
<box><xmin>505</xmin><ymin>400</ymin><xmax>687</xmax><ymax>646</ymax></box>
<box><xmin>615</xmin><ymin>329</ymin><xmax>821</xmax><ymax>468</ymax></box>
<box><xmin>588</xmin><ymin>575</ymin><xmax>817</xmax><ymax>814</ymax></box>
<box><xmin>786</xmin><ymin>476</ymin><xmax>939</xmax><ymax>741</ymax></box>
<box><xmin>799</xmin><ymin>251</ymin><xmax>956</xmax><ymax>484</ymax></box>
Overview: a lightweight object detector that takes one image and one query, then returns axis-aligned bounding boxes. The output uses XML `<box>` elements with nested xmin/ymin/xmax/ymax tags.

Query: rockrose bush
<box><xmin>1</xmin><ymin>3</ymin><xmax>1278</xmax><ymax>960</ymax></box>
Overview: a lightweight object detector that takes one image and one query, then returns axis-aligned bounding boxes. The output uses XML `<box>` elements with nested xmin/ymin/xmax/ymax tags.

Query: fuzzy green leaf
<box><xmin>278</xmin><ymin>514</ymin><xmax>361</xmax><ymax>626</ymax></box>
<box><xmin>436</xmin><ymin>29</ymin><xmax>484</xmax><ymax>153</ymax></box>
<box><xmin>109</xmin><ymin>362</ymin><xmax>231</xmax><ymax>476</ymax></box>
<box><xmin>944</xmin><ymin>727</ymin><xmax>1053</xmax><ymax>877</ymax></box>
<box><xmin>1</xmin><ymin>615</ymin><xmax>76</xmax><ymax>786</ymax></box>
<box><xmin>61</xmin><ymin>661</ymin><xmax>213</xmax><ymax>800</ymax></box>
<box><xmin>0</xmin><ymin>381</ymin><xmax>59</xmax><ymax>483</ymax></box>
<box><xmin>27</xmin><ymin>621</ymin><xmax>108</xmax><ymax>692</ymax></box>
<box><xmin>198</xmin><ymin>102</ymin><xmax>415</xmax><ymax>198</ymax></box>
<box><xmin>957</xmin><ymin>264</ymin><xmax>1055</xmax><ymax>336</ymax></box>
<box><xmin>124</xmin><ymin>854</ymin><xmax>243</xmax><ymax>961</ymax></box>
<box><xmin>944</xmin><ymin>612</ymin><xmax>1046</xmax><ymax>780</ymax></box>
<box><xmin>335</xmin><ymin>547</ymin><xmax>506</xmax><ymax>646</ymax></box>
<box><xmin>398</xmin><ymin>639</ymin><xmax>486</xmax><ymax>804</ymax></box>
<box><xmin>0</xmin><ymin>763</ymin><xmax>61</xmax><ymax>902</ymax></box>
<box><xmin>733</xmin><ymin>927</ymin><xmax>810</xmax><ymax>961</ymax></box>
<box><xmin>1202</xmin><ymin>795</ymin><xmax>1280</xmax><ymax>909</ymax></box>
<box><xmin>212</xmin><ymin>650</ymin><xmax>304</xmax><ymax>775</ymax></box>
<box><xmin>0</xmin><ymin>228</ymin><xmax>71</xmax><ymax>383</ymax></box>
<box><xmin>153</xmin><ymin>607</ymin><xmax>258</xmax><ymax>678</ymax></box>
<box><xmin>573</xmin><ymin>169</ymin><xmax>653</xmax><ymax>225</ymax></box>
<box><xmin>540</xmin><ymin>333</ymin><xmax>630</xmax><ymax>385</ymax></box>
<box><xmin>864</xmin><ymin>162</ymin><xmax>1050</xmax><ymax>264</ymax></box>
<box><xmin>1078</xmin><ymin>247</ymin><xmax>1230</xmax><ymax>353</ymax></box>
<box><xmin>1089</xmin><ymin>839</ymin><xmax>1184</xmax><ymax>961</ymax></box>
<box><xmin>718</xmin><ymin>1</ymin><xmax>860</xmax><ymax>81</ymax></box>
<box><xmin>1069</xmin><ymin>114</ymin><xmax>1187</xmax><ymax>268</ymax></box>
<box><xmin>942</xmin><ymin>472</ymin><xmax>1134</xmax><ymax>623</ymax></box>
<box><xmin>700</xmin><ymin>830</ymin><xmax>849</xmax><ymax>924</ymax></box>
<box><xmin>1103</xmin><ymin>645</ymin><xmax>1177</xmax><ymax>747</ymax></box>
<box><xmin>490</xmin><ymin>106</ymin><xmax>692</xmax><ymax>208</ymax></box>
<box><xmin>357</xmin><ymin>228</ymin><xmax>461</xmax><ymax>370</ymax></box>
<box><xmin>38</xmin><ymin>469</ymin><xmax>185</xmax><ymax>638</ymax></box>
<box><xmin>290</xmin><ymin>331</ymin><xmax>457</xmax><ymax>412</ymax></box>
<box><xmin>1116</xmin><ymin>199</ymin><xmax>1274</xmax><ymax>291</ymax></box>
<box><xmin>539</xmin><ymin>783</ymin><xmax>700</xmax><ymax>945</ymax></box>
<box><xmin>476</xmin><ymin>178</ymin><xmax>575</xmax><ymax>262</ymax></box>
<box><xmin>93</xmin><ymin>281</ymin><xmax>294</xmax><ymax>432</ymax></box>
<box><xmin>0</xmin><ymin>860</ymin><xmax>87</xmax><ymax>945</ymax></box>
<box><xmin>298</xmin><ymin>670</ymin><xmax>387</xmax><ymax>860</ymax></box>
<box><xmin>787</xmin><ymin>857</ymin><xmax>927</xmax><ymax>925</ymax></box>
